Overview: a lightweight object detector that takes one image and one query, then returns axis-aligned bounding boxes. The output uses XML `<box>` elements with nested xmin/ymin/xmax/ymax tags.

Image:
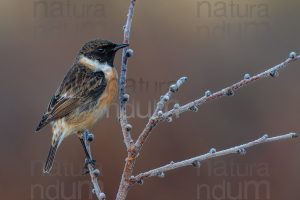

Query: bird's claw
<box><xmin>83</xmin><ymin>158</ymin><xmax>96</xmax><ymax>174</ymax></box>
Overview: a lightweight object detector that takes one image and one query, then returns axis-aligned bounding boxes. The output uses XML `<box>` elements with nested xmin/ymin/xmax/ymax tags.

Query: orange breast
<box><xmin>97</xmin><ymin>68</ymin><xmax>118</xmax><ymax>113</ymax></box>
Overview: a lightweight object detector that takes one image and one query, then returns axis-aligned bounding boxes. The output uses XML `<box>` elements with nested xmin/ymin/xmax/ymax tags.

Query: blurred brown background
<box><xmin>1</xmin><ymin>0</ymin><xmax>300</xmax><ymax>199</ymax></box>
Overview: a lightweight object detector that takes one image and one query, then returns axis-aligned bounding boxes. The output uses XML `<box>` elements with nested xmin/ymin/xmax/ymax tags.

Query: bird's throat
<box><xmin>78</xmin><ymin>55</ymin><xmax>112</xmax><ymax>73</ymax></box>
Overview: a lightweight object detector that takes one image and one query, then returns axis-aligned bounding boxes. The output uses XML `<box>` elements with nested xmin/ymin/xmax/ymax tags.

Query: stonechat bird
<box><xmin>35</xmin><ymin>39</ymin><xmax>128</xmax><ymax>173</ymax></box>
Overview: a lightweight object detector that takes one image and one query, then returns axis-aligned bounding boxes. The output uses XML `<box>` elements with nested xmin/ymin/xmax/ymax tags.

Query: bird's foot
<box><xmin>83</xmin><ymin>158</ymin><xmax>96</xmax><ymax>174</ymax></box>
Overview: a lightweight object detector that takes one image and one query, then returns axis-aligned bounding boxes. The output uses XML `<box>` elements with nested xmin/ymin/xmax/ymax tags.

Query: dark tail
<box><xmin>43</xmin><ymin>142</ymin><xmax>59</xmax><ymax>174</ymax></box>
<box><xmin>35</xmin><ymin>113</ymin><xmax>50</xmax><ymax>132</ymax></box>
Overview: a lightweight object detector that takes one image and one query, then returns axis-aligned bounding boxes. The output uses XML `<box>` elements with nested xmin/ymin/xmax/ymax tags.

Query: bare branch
<box><xmin>133</xmin><ymin>53</ymin><xmax>300</xmax><ymax>153</ymax></box>
<box><xmin>119</xmin><ymin>0</ymin><xmax>137</xmax><ymax>149</ymax></box>
<box><xmin>114</xmin><ymin>1</ymin><xmax>299</xmax><ymax>200</ymax></box>
<box><xmin>83</xmin><ymin>131</ymin><xmax>106</xmax><ymax>200</ymax></box>
<box><xmin>116</xmin><ymin>1</ymin><xmax>137</xmax><ymax>200</ymax></box>
<box><xmin>131</xmin><ymin>132</ymin><xmax>298</xmax><ymax>183</ymax></box>
<box><xmin>163</xmin><ymin>54</ymin><xmax>300</xmax><ymax>120</ymax></box>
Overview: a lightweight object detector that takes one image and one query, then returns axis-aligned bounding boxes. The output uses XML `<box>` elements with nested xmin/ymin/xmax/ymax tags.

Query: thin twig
<box><xmin>131</xmin><ymin>132</ymin><xmax>298</xmax><ymax>184</ymax></box>
<box><xmin>83</xmin><ymin>131</ymin><xmax>106</xmax><ymax>200</ymax></box>
<box><xmin>133</xmin><ymin>53</ymin><xmax>300</xmax><ymax>153</ymax></box>
<box><xmin>116</xmin><ymin>1</ymin><xmax>137</xmax><ymax>200</ymax></box>
<box><xmin>163</xmin><ymin>54</ymin><xmax>300</xmax><ymax>120</ymax></box>
<box><xmin>119</xmin><ymin>0</ymin><xmax>137</xmax><ymax>149</ymax></box>
<box><xmin>153</xmin><ymin>77</ymin><xmax>188</xmax><ymax>116</ymax></box>
<box><xmin>135</xmin><ymin>77</ymin><xmax>188</xmax><ymax>151</ymax></box>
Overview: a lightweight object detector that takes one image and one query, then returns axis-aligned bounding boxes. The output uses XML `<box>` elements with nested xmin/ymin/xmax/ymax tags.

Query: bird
<box><xmin>35</xmin><ymin>39</ymin><xmax>128</xmax><ymax>173</ymax></box>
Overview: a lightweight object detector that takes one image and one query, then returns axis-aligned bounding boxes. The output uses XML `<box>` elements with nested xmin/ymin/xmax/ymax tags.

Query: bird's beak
<box><xmin>113</xmin><ymin>43</ymin><xmax>129</xmax><ymax>51</ymax></box>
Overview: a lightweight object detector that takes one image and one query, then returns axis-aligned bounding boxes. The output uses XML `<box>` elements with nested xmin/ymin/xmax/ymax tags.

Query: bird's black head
<box><xmin>78</xmin><ymin>39</ymin><xmax>128</xmax><ymax>67</ymax></box>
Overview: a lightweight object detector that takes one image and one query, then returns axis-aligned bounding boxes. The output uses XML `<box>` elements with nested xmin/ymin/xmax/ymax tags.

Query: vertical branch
<box><xmin>117</xmin><ymin>1</ymin><xmax>137</xmax><ymax>200</ymax></box>
<box><xmin>119</xmin><ymin>0</ymin><xmax>136</xmax><ymax>149</ymax></box>
<box><xmin>83</xmin><ymin>131</ymin><xmax>106</xmax><ymax>200</ymax></box>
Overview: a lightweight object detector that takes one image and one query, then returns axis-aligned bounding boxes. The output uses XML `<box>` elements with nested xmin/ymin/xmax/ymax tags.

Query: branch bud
<box><xmin>262</xmin><ymin>134</ymin><xmax>269</xmax><ymax>139</ymax></box>
<box><xmin>158</xmin><ymin>110</ymin><xmax>163</xmax><ymax>117</ymax></box>
<box><xmin>205</xmin><ymin>90</ymin><xmax>212</xmax><ymax>97</ymax></box>
<box><xmin>178</xmin><ymin>76</ymin><xmax>188</xmax><ymax>83</ymax></box>
<box><xmin>189</xmin><ymin>106</ymin><xmax>199</xmax><ymax>112</ymax></box>
<box><xmin>225</xmin><ymin>88</ymin><xmax>234</xmax><ymax>96</ymax></box>
<box><xmin>157</xmin><ymin>172</ymin><xmax>165</xmax><ymax>178</ymax></box>
<box><xmin>209</xmin><ymin>148</ymin><xmax>217</xmax><ymax>154</ymax></box>
<box><xmin>292</xmin><ymin>132</ymin><xmax>299</xmax><ymax>138</ymax></box>
<box><xmin>237</xmin><ymin>148</ymin><xmax>247</xmax><ymax>155</ymax></box>
<box><xmin>167</xmin><ymin>117</ymin><xmax>173</xmax><ymax>123</ymax></box>
<box><xmin>289</xmin><ymin>51</ymin><xmax>297</xmax><ymax>59</ymax></box>
<box><xmin>126</xmin><ymin>49</ymin><xmax>134</xmax><ymax>57</ymax></box>
<box><xmin>123</xmin><ymin>94</ymin><xmax>130</xmax><ymax>102</ymax></box>
<box><xmin>270</xmin><ymin>70</ymin><xmax>279</xmax><ymax>78</ymax></box>
<box><xmin>125</xmin><ymin>124</ymin><xmax>132</xmax><ymax>132</ymax></box>
<box><xmin>100</xmin><ymin>193</ymin><xmax>106</xmax><ymax>199</ymax></box>
<box><xmin>173</xmin><ymin>103</ymin><xmax>180</xmax><ymax>109</ymax></box>
<box><xmin>170</xmin><ymin>84</ymin><xmax>178</xmax><ymax>92</ymax></box>
<box><xmin>92</xmin><ymin>169</ymin><xmax>100</xmax><ymax>177</ymax></box>
<box><xmin>137</xmin><ymin>179</ymin><xmax>144</xmax><ymax>185</ymax></box>
<box><xmin>87</xmin><ymin>133</ymin><xmax>94</xmax><ymax>142</ymax></box>
<box><xmin>244</xmin><ymin>73</ymin><xmax>251</xmax><ymax>80</ymax></box>
<box><xmin>192</xmin><ymin>160</ymin><xmax>201</xmax><ymax>168</ymax></box>
<box><xmin>163</xmin><ymin>96</ymin><xmax>170</xmax><ymax>102</ymax></box>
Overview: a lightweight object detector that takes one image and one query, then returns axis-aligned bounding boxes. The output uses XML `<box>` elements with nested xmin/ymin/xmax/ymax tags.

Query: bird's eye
<box><xmin>96</xmin><ymin>48</ymin><xmax>104</xmax><ymax>53</ymax></box>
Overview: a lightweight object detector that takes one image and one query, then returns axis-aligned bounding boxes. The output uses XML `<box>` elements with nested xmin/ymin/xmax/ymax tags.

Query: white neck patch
<box><xmin>79</xmin><ymin>56</ymin><xmax>112</xmax><ymax>74</ymax></box>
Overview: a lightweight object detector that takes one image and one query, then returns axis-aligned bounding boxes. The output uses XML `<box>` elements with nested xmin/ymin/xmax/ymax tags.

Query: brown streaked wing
<box><xmin>35</xmin><ymin>64</ymin><xmax>107</xmax><ymax>131</ymax></box>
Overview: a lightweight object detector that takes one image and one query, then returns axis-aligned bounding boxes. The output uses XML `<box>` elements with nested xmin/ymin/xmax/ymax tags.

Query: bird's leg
<box><xmin>79</xmin><ymin>133</ymin><xmax>96</xmax><ymax>174</ymax></box>
<box><xmin>79</xmin><ymin>137</ymin><xmax>92</xmax><ymax>159</ymax></box>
